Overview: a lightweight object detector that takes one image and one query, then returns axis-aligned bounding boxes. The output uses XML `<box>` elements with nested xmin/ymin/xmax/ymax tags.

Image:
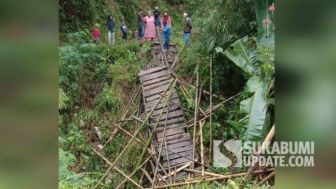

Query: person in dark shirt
<box><xmin>120</xmin><ymin>21</ymin><xmax>127</xmax><ymax>42</ymax></box>
<box><xmin>153</xmin><ymin>6</ymin><xmax>161</xmax><ymax>27</ymax></box>
<box><xmin>183</xmin><ymin>14</ymin><xmax>192</xmax><ymax>46</ymax></box>
<box><xmin>106</xmin><ymin>15</ymin><xmax>115</xmax><ymax>45</ymax></box>
<box><xmin>137</xmin><ymin>11</ymin><xmax>144</xmax><ymax>40</ymax></box>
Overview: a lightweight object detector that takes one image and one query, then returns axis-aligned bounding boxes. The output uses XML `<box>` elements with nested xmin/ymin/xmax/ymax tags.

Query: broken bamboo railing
<box><xmin>93</xmin><ymin>79</ymin><xmax>175</xmax><ymax>188</ymax></box>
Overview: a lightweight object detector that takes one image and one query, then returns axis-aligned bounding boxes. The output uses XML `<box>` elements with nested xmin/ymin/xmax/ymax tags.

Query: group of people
<box><xmin>91</xmin><ymin>6</ymin><xmax>192</xmax><ymax>51</ymax></box>
<box><xmin>138</xmin><ymin>7</ymin><xmax>174</xmax><ymax>51</ymax></box>
<box><xmin>92</xmin><ymin>15</ymin><xmax>127</xmax><ymax>44</ymax></box>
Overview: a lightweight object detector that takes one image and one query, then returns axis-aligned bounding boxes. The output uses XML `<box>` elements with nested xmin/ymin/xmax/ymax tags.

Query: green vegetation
<box><xmin>59</xmin><ymin>0</ymin><xmax>275</xmax><ymax>188</ymax></box>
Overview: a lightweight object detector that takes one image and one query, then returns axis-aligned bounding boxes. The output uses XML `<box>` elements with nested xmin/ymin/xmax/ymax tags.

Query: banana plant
<box><xmin>216</xmin><ymin>0</ymin><xmax>275</xmax><ymax>142</ymax></box>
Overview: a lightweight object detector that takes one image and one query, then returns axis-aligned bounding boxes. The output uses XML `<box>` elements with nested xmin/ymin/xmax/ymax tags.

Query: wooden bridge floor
<box><xmin>138</xmin><ymin>43</ymin><xmax>199</xmax><ymax>184</ymax></box>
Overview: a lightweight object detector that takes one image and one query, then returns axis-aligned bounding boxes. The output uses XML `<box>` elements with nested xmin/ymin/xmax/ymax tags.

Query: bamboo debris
<box><xmin>258</xmin><ymin>171</ymin><xmax>275</xmax><ymax>185</ymax></box>
<box><xmin>115</xmin><ymin>156</ymin><xmax>151</xmax><ymax>188</ymax></box>
<box><xmin>186</xmin><ymin>92</ymin><xmax>242</xmax><ymax>128</ymax></box>
<box><xmin>92</xmin><ymin>148</ymin><xmax>144</xmax><ymax>189</ymax></box>
<box><xmin>191</xmin><ymin>60</ymin><xmax>200</xmax><ymax>174</ymax></box>
<box><xmin>151</xmin><ymin>98</ymin><xmax>172</xmax><ymax>188</ymax></box>
<box><xmin>175</xmin><ymin>77</ymin><xmax>224</xmax><ymax>100</ymax></box>
<box><xmin>245</xmin><ymin>125</ymin><xmax>275</xmax><ymax>180</ymax></box>
<box><xmin>160</xmin><ymin>162</ymin><xmax>192</xmax><ymax>181</ymax></box>
<box><xmin>135</xmin><ymin>80</ymin><xmax>177</xmax><ymax>169</ymax></box>
<box><xmin>142</xmin><ymin>168</ymin><xmax>154</xmax><ymax>185</ymax></box>
<box><xmin>149</xmin><ymin>160</ymin><xmax>169</xmax><ymax>185</ymax></box>
<box><xmin>102</xmin><ymin>88</ymin><xmax>141</xmax><ymax>149</ymax></box>
<box><xmin>199</xmin><ymin>120</ymin><xmax>205</xmax><ymax>179</ymax></box>
<box><xmin>146</xmin><ymin>168</ymin><xmax>275</xmax><ymax>189</ymax></box>
<box><xmin>112</xmin><ymin>123</ymin><xmax>145</xmax><ymax>145</ymax></box>
<box><xmin>116</xmin><ymin>145</ymin><xmax>168</xmax><ymax>188</ymax></box>
<box><xmin>155</xmin><ymin>27</ymin><xmax>169</xmax><ymax>67</ymax></box>
<box><xmin>125</xmin><ymin>114</ymin><xmax>205</xmax><ymax>168</ymax></box>
<box><xmin>163</xmin><ymin>139</ymin><xmax>173</xmax><ymax>185</ymax></box>
<box><xmin>209</xmin><ymin>57</ymin><xmax>213</xmax><ymax>162</ymax></box>
<box><xmin>94</xmin><ymin>79</ymin><xmax>175</xmax><ymax>188</ymax></box>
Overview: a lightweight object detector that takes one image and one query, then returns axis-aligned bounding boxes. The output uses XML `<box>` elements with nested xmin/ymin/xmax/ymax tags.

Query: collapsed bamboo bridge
<box><xmin>138</xmin><ymin>42</ymin><xmax>200</xmax><ymax>183</ymax></box>
<box><xmin>91</xmin><ymin>40</ymin><xmax>275</xmax><ymax>188</ymax></box>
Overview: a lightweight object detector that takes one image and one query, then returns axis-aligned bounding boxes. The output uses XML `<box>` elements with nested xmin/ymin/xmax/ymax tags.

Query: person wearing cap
<box><xmin>153</xmin><ymin>6</ymin><xmax>161</xmax><ymax>27</ymax></box>
<box><xmin>183</xmin><ymin>14</ymin><xmax>192</xmax><ymax>46</ymax></box>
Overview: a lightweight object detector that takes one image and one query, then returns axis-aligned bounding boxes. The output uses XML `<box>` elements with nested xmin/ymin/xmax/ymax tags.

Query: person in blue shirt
<box><xmin>120</xmin><ymin>21</ymin><xmax>128</xmax><ymax>42</ymax></box>
<box><xmin>106</xmin><ymin>15</ymin><xmax>115</xmax><ymax>45</ymax></box>
<box><xmin>161</xmin><ymin>22</ymin><xmax>171</xmax><ymax>52</ymax></box>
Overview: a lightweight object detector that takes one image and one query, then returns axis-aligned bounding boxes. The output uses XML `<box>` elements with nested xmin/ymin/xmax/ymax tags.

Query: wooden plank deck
<box><xmin>139</xmin><ymin>43</ymin><xmax>197</xmax><ymax>185</ymax></box>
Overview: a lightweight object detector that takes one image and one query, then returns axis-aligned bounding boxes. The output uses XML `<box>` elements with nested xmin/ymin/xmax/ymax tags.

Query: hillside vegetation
<box><xmin>59</xmin><ymin>0</ymin><xmax>275</xmax><ymax>188</ymax></box>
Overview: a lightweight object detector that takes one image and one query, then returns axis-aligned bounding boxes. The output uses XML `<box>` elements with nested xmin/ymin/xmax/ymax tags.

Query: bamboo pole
<box><xmin>160</xmin><ymin>162</ymin><xmax>191</xmax><ymax>181</ymax></box>
<box><xmin>245</xmin><ymin>125</ymin><xmax>275</xmax><ymax>180</ymax></box>
<box><xmin>141</xmin><ymin>168</ymin><xmax>154</xmax><ymax>185</ymax></box>
<box><xmin>92</xmin><ymin>148</ymin><xmax>144</xmax><ymax>189</ymax></box>
<box><xmin>102</xmin><ymin>88</ymin><xmax>141</xmax><ymax>149</ymax></box>
<box><xmin>209</xmin><ymin>57</ymin><xmax>213</xmax><ymax>163</ymax></box>
<box><xmin>191</xmin><ymin>60</ymin><xmax>200</xmax><ymax>175</ymax></box>
<box><xmin>184</xmin><ymin>168</ymin><xmax>227</xmax><ymax>178</ymax></box>
<box><xmin>258</xmin><ymin>171</ymin><xmax>275</xmax><ymax>185</ymax></box>
<box><xmin>151</xmin><ymin>99</ymin><xmax>172</xmax><ymax>188</ymax></box>
<box><xmin>93</xmin><ymin>79</ymin><xmax>174</xmax><ymax>189</ymax></box>
<box><xmin>175</xmin><ymin>77</ymin><xmax>224</xmax><ymax>100</ymax></box>
<box><xmin>186</xmin><ymin>92</ymin><xmax>242</xmax><ymax>128</ymax></box>
<box><xmin>126</xmin><ymin>116</ymin><xmax>228</xmax><ymax>174</ymax></box>
<box><xmin>199</xmin><ymin>120</ymin><xmax>205</xmax><ymax>179</ymax></box>
<box><xmin>135</xmin><ymin>80</ymin><xmax>177</xmax><ymax>170</ymax></box>
<box><xmin>163</xmin><ymin>139</ymin><xmax>173</xmax><ymax>185</ymax></box>
<box><xmin>146</xmin><ymin>168</ymin><xmax>275</xmax><ymax>189</ymax></box>
<box><xmin>112</xmin><ymin>123</ymin><xmax>145</xmax><ymax>145</ymax></box>
<box><xmin>115</xmin><ymin>147</ymin><xmax>165</xmax><ymax>188</ymax></box>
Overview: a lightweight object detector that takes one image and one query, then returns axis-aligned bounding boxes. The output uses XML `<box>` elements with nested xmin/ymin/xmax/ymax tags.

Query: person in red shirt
<box><xmin>92</xmin><ymin>24</ymin><xmax>101</xmax><ymax>44</ymax></box>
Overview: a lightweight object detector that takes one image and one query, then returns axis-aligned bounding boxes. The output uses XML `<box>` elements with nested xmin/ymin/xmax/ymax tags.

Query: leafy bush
<box><xmin>95</xmin><ymin>87</ymin><xmax>119</xmax><ymax>112</ymax></box>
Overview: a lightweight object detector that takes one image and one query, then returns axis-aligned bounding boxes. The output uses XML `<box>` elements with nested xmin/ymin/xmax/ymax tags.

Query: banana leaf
<box><xmin>217</xmin><ymin>37</ymin><xmax>259</xmax><ymax>75</ymax></box>
<box><xmin>245</xmin><ymin>80</ymin><xmax>269</xmax><ymax>141</ymax></box>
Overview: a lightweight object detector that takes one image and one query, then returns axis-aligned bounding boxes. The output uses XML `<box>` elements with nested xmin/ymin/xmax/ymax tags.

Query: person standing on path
<box><xmin>92</xmin><ymin>24</ymin><xmax>101</xmax><ymax>44</ymax></box>
<box><xmin>137</xmin><ymin>11</ymin><xmax>144</xmax><ymax>40</ymax></box>
<box><xmin>183</xmin><ymin>13</ymin><xmax>192</xmax><ymax>46</ymax></box>
<box><xmin>161</xmin><ymin>11</ymin><xmax>172</xmax><ymax>30</ymax></box>
<box><xmin>106</xmin><ymin>15</ymin><xmax>115</xmax><ymax>45</ymax></box>
<box><xmin>144</xmin><ymin>11</ymin><xmax>156</xmax><ymax>41</ymax></box>
<box><xmin>120</xmin><ymin>21</ymin><xmax>128</xmax><ymax>42</ymax></box>
<box><xmin>153</xmin><ymin>7</ymin><xmax>161</xmax><ymax>27</ymax></box>
<box><xmin>161</xmin><ymin>22</ymin><xmax>171</xmax><ymax>52</ymax></box>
